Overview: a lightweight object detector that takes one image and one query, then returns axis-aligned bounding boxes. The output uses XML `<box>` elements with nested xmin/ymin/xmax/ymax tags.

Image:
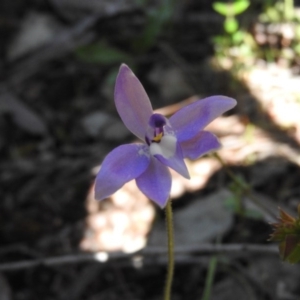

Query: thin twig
<box><xmin>0</xmin><ymin>244</ymin><xmax>278</xmax><ymax>272</ymax></box>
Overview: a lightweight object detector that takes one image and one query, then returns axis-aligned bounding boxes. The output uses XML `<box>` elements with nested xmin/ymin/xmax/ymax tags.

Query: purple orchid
<box><xmin>95</xmin><ymin>64</ymin><xmax>236</xmax><ymax>208</ymax></box>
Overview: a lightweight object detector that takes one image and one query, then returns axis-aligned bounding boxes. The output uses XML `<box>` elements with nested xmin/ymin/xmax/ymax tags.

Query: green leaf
<box><xmin>244</xmin><ymin>209</ymin><xmax>263</xmax><ymax>220</ymax></box>
<box><xmin>266</xmin><ymin>7</ymin><xmax>281</xmax><ymax>22</ymax></box>
<box><xmin>213</xmin><ymin>35</ymin><xmax>231</xmax><ymax>48</ymax></box>
<box><xmin>224</xmin><ymin>17</ymin><xmax>238</xmax><ymax>33</ymax></box>
<box><xmin>286</xmin><ymin>246</ymin><xmax>300</xmax><ymax>264</ymax></box>
<box><xmin>295</xmin><ymin>25</ymin><xmax>300</xmax><ymax>39</ymax></box>
<box><xmin>104</xmin><ymin>67</ymin><xmax>120</xmax><ymax>86</ymax></box>
<box><xmin>232</xmin><ymin>31</ymin><xmax>244</xmax><ymax>43</ymax></box>
<box><xmin>75</xmin><ymin>41</ymin><xmax>131</xmax><ymax>65</ymax></box>
<box><xmin>224</xmin><ymin>196</ymin><xmax>238</xmax><ymax>210</ymax></box>
<box><xmin>135</xmin><ymin>0</ymin><xmax>148</xmax><ymax>6</ymax></box>
<box><xmin>143</xmin><ymin>11</ymin><xmax>165</xmax><ymax>48</ymax></box>
<box><xmin>224</xmin><ymin>197</ymin><xmax>263</xmax><ymax>219</ymax></box>
<box><xmin>295</xmin><ymin>44</ymin><xmax>300</xmax><ymax>55</ymax></box>
<box><xmin>232</xmin><ymin>0</ymin><xmax>250</xmax><ymax>15</ymax></box>
<box><xmin>133</xmin><ymin>2</ymin><xmax>174</xmax><ymax>52</ymax></box>
<box><xmin>281</xmin><ymin>236</ymin><xmax>300</xmax><ymax>264</ymax></box>
<box><xmin>213</xmin><ymin>1</ymin><xmax>249</xmax><ymax>16</ymax></box>
<box><xmin>213</xmin><ymin>2</ymin><xmax>230</xmax><ymax>16</ymax></box>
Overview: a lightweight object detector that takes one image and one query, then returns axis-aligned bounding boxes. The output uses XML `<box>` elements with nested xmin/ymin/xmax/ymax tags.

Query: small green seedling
<box><xmin>213</xmin><ymin>0</ymin><xmax>250</xmax><ymax>34</ymax></box>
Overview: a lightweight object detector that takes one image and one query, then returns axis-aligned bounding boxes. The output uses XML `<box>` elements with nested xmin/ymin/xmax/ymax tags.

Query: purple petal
<box><xmin>181</xmin><ymin>131</ymin><xmax>221</xmax><ymax>160</ymax></box>
<box><xmin>136</xmin><ymin>158</ymin><xmax>171</xmax><ymax>208</ymax></box>
<box><xmin>95</xmin><ymin>144</ymin><xmax>150</xmax><ymax>200</ymax></box>
<box><xmin>153</xmin><ymin>142</ymin><xmax>190</xmax><ymax>179</ymax></box>
<box><xmin>169</xmin><ymin>96</ymin><xmax>237</xmax><ymax>142</ymax></box>
<box><xmin>114</xmin><ymin>64</ymin><xmax>153</xmax><ymax>140</ymax></box>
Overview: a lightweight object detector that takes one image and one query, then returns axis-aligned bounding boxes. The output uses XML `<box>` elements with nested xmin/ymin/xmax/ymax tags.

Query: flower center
<box><xmin>152</xmin><ymin>131</ymin><xmax>163</xmax><ymax>143</ymax></box>
<box><xmin>146</xmin><ymin>113</ymin><xmax>177</xmax><ymax>159</ymax></box>
<box><xmin>145</xmin><ymin>113</ymin><xmax>168</xmax><ymax>144</ymax></box>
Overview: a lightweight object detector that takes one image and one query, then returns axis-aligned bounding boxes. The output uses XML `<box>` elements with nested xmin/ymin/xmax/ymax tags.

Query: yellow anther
<box><xmin>152</xmin><ymin>132</ymin><xmax>163</xmax><ymax>142</ymax></box>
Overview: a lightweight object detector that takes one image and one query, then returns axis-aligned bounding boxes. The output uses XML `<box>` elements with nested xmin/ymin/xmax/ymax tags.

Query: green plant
<box><xmin>213</xmin><ymin>0</ymin><xmax>250</xmax><ymax>34</ymax></box>
<box><xmin>270</xmin><ymin>205</ymin><xmax>300</xmax><ymax>264</ymax></box>
<box><xmin>212</xmin><ymin>0</ymin><xmax>300</xmax><ymax>71</ymax></box>
<box><xmin>226</xmin><ymin>176</ymin><xmax>263</xmax><ymax>219</ymax></box>
<box><xmin>260</xmin><ymin>0</ymin><xmax>295</xmax><ymax>23</ymax></box>
<box><xmin>257</xmin><ymin>0</ymin><xmax>300</xmax><ymax>66</ymax></box>
<box><xmin>212</xmin><ymin>0</ymin><xmax>254</xmax><ymax>71</ymax></box>
<box><xmin>133</xmin><ymin>0</ymin><xmax>178</xmax><ymax>52</ymax></box>
<box><xmin>75</xmin><ymin>40</ymin><xmax>132</xmax><ymax>65</ymax></box>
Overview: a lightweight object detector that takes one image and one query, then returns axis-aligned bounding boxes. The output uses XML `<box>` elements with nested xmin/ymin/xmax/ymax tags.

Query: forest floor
<box><xmin>1</xmin><ymin>1</ymin><xmax>300</xmax><ymax>299</ymax></box>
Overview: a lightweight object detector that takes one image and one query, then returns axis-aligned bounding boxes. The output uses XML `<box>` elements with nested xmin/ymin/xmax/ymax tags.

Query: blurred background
<box><xmin>1</xmin><ymin>0</ymin><xmax>300</xmax><ymax>299</ymax></box>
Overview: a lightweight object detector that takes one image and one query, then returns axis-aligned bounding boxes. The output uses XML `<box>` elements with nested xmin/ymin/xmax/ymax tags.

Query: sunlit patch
<box><xmin>94</xmin><ymin>251</ymin><xmax>109</xmax><ymax>262</ymax></box>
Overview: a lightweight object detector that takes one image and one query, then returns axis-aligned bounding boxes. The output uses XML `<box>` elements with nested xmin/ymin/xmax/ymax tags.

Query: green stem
<box><xmin>213</xmin><ymin>153</ymin><xmax>277</xmax><ymax>221</ymax></box>
<box><xmin>201</xmin><ymin>256</ymin><xmax>218</xmax><ymax>300</ymax></box>
<box><xmin>163</xmin><ymin>199</ymin><xmax>174</xmax><ymax>300</ymax></box>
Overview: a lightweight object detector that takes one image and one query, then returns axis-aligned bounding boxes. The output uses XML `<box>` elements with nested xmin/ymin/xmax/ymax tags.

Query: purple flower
<box><xmin>95</xmin><ymin>64</ymin><xmax>236</xmax><ymax>208</ymax></box>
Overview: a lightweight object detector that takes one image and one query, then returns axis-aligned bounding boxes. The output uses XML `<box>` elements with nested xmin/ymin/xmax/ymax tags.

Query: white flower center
<box><xmin>149</xmin><ymin>134</ymin><xmax>177</xmax><ymax>159</ymax></box>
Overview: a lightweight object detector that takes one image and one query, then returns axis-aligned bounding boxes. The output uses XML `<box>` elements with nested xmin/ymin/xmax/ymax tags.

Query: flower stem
<box><xmin>164</xmin><ymin>199</ymin><xmax>174</xmax><ymax>300</ymax></box>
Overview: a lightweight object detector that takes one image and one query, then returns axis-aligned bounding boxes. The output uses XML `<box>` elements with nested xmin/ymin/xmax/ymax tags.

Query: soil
<box><xmin>1</xmin><ymin>1</ymin><xmax>300</xmax><ymax>300</ymax></box>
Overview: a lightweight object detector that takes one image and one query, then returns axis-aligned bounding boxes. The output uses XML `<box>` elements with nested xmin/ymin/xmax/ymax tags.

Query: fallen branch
<box><xmin>0</xmin><ymin>243</ymin><xmax>278</xmax><ymax>272</ymax></box>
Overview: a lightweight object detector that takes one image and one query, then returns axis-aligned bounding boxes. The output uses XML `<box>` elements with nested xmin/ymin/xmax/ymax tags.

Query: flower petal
<box><xmin>95</xmin><ymin>144</ymin><xmax>150</xmax><ymax>200</ymax></box>
<box><xmin>169</xmin><ymin>96</ymin><xmax>237</xmax><ymax>142</ymax></box>
<box><xmin>151</xmin><ymin>140</ymin><xmax>190</xmax><ymax>179</ymax></box>
<box><xmin>114</xmin><ymin>64</ymin><xmax>153</xmax><ymax>140</ymax></box>
<box><xmin>181</xmin><ymin>131</ymin><xmax>221</xmax><ymax>160</ymax></box>
<box><xmin>136</xmin><ymin>158</ymin><xmax>171</xmax><ymax>208</ymax></box>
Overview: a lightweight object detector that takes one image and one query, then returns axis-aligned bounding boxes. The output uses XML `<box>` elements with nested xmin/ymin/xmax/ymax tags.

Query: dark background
<box><xmin>1</xmin><ymin>0</ymin><xmax>300</xmax><ymax>299</ymax></box>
